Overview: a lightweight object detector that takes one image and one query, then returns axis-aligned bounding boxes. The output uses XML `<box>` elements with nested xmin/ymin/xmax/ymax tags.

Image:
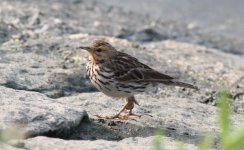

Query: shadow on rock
<box><xmin>0</xmin><ymin>67</ymin><xmax>97</xmax><ymax>99</ymax></box>
<box><xmin>55</xmin><ymin>118</ymin><xmax>202</xmax><ymax>146</ymax></box>
<box><xmin>45</xmin><ymin>69</ymin><xmax>97</xmax><ymax>98</ymax></box>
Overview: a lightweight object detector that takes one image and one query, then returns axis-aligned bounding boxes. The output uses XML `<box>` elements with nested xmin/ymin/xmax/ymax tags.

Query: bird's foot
<box><xmin>95</xmin><ymin>96</ymin><xmax>142</xmax><ymax>120</ymax></box>
<box><xmin>95</xmin><ymin>114</ymin><xmax>120</xmax><ymax>119</ymax></box>
<box><xmin>118</xmin><ymin>112</ymin><xmax>142</xmax><ymax>120</ymax></box>
<box><xmin>95</xmin><ymin>112</ymin><xmax>141</xmax><ymax>120</ymax></box>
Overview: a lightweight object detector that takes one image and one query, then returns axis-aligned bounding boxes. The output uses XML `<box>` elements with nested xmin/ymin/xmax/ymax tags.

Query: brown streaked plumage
<box><xmin>79</xmin><ymin>39</ymin><xmax>198</xmax><ymax>119</ymax></box>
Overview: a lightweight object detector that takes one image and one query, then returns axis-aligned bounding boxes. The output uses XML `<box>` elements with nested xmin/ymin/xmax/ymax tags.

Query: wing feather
<box><xmin>109</xmin><ymin>52</ymin><xmax>174</xmax><ymax>82</ymax></box>
<box><xmin>106</xmin><ymin>51</ymin><xmax>198</xmax><ymax>90</ymax></box>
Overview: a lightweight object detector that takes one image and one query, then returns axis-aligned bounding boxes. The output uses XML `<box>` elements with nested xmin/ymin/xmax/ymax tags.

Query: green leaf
<box><xmin>224</xmin><ymin>125</ymin><xmax>244</xmax><ymax>150</ymax></box>
<box><xmin>197</xmin><ymin>135</ymin><xmax>213</xmax><ymax>150</ymax></box>
<box><xmin>153</xmin><ymin>128</ymin><xmax>164</xmax><ymax>150</ymax></box>
<box><xmin>176</xmin><ymin>141</ymin><xmax>186</xmax><ymax>150</ymax></box>
<box><xmin>217</xmin><ymin>90</ymin><xmax>231</xmax><ymax>144</ymax></box>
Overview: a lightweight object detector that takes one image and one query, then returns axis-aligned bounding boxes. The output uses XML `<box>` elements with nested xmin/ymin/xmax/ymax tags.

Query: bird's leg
<box><xmin>95</xmin><ymin>98</ymin><xmax>130</xmax><ymax>119</ymax></box>
<box><xmin>96</xmin><ymin>96</ymin><xmax>141</xmax><ymax>120</ymax></box>
<box><xmin>107</xmin><ymin>100</ymin><xmax>129</xmax><ymax>119</ymax></box>
<box><xmin>120</xmin><ymin>96</ymin><xmax>141</xmax><ymax>119</ymax></box>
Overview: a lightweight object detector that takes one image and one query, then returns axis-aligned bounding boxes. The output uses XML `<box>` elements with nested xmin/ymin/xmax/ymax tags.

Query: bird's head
<box><xmin>79</xmin><ymin>39</ymin><xmax>116</xmax><ymax>63</ymax></box>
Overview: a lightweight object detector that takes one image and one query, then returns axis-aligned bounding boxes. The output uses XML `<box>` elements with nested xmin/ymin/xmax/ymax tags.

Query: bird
<box><xmin>79</xmin><ymin>39</ymin><xmax>198</xmax><ymax>119</ymax></box>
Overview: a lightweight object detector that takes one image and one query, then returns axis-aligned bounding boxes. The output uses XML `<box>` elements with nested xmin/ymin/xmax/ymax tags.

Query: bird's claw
<box><xmin>95</xmin><ymin>113</ymin><xmax>141</xmax><ymax>120</ymax></box>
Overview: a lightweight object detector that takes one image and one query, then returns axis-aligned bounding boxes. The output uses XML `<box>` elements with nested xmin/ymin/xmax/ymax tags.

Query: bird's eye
<box><xmin>96</xmin><ymin>48</ymin><xmax>102</xmax><ymax>52</ymax></box>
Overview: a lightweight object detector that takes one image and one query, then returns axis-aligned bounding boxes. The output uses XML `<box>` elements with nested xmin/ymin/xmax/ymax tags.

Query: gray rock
<box><xmin>24</xmin><ymin>136</ymin><xmax>197</xmax><ymax>150</ymax></box>
<box><xmin>0</xmin><ymin>34</ymin><xmax>243</xmax><ymax>149</ymax></box>
<box><xmin>56</xmin><ymin>92</ymin><xmax>244</xmax><ymax>143</ymax></box>
<box><xmin>0</xmin><ymin>86</ymin><xmax>88</xmax><ymax>138</ymax></box>
<box><xmin>1</xmin><ymin>35</ymin><xmax>243</xmax><ymax>149</ymax></box>
<box><xmin>0</xmin><ymin>38</ymin><xmax>95</xmax><ymax>98</ymax></box>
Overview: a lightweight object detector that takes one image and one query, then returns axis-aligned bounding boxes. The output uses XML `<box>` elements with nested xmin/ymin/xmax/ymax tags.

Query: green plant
<box><xmin>153</xmin><ymin>128</ymin><xmax>164</xmax><ymax>150</ymax></box>
<box><xmin>217</xmin><ymin>90</ymin><xmax>244</xmax><ymax>150</ymax></box>
<box><xmin>197</xmin><ymin>135</ymin><xmax>212</xmax><ymax>150</ymax></box>
<box><xmin>176</xmin><ymin>141</ymin><xmax>186</xmax><ymax>150</ymax></box>
<box><xmin>0</xmin><ymin>126</ymin><xmax>25</xmax><ymax>142</ymax></box>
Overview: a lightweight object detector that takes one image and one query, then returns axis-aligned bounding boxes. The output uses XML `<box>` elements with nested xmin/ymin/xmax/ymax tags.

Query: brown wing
<box><xmin>108</xmin><ymin>52</ymin><xmax>198</xmax><ymax>90</ymax></box>
<box><xmin>109</xmin><ymin>52</ymin><xmax>174</xmax><ymax>83</ymax></box>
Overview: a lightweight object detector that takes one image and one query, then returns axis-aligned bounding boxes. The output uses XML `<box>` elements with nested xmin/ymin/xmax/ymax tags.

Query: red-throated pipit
<box><xmin>79</xmin><ymin>39</ymin><xmax>198</xmax><ymax>119</ymax></box>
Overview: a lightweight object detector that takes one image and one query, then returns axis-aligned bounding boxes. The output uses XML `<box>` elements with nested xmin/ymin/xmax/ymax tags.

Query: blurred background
<box><xmin>1</xmin><ymin>0</ymin><xmax>244</xmax><ymax>55</ymax></box>
<box><xmin>100</xmin><ymin>0</ymin><xmax>244</xmax><ymax>36</ymax></box>
<box><xmin>98</xmin><ymin>0</ymin><xmax>244</xmax><ymax>55</ymax></box>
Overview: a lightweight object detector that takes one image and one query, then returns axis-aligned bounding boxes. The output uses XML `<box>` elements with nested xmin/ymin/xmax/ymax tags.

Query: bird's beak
<box><xmin>78</xmin><ymin>46</ymin><xmax>90</xmax><ymax>51</ymax></box>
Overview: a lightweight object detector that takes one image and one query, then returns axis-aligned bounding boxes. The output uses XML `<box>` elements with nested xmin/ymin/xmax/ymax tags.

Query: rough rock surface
<box><xmin>24</xmin><ymin>136</ymin><xmax>197</xmax><ymax>150</ymax></box>
<box><xmin>0</xmin><ymin>0</ymin><xmax>243</xmax><ymax>150</ymax></box>
<box><xmin>0</xmin><ymin>86</ymin><xmax>88</xmax><ymax>138</ymax></box>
